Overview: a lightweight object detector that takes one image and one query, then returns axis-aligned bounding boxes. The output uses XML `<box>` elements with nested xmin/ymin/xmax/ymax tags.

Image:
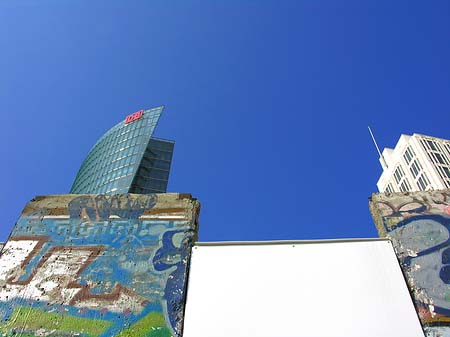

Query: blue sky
<box><xmin>1</xmin><ymin>1</ymin><xmax>449</xmax><ymax>242</ymax></box>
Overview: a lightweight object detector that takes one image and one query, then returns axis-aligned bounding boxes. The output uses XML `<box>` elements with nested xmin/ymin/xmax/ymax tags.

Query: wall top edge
<box><xmin>370</xmin><ymin>188</ymin><xmax>450</xmax><ymax>201</ymax></box>
<box><xmin>194</xmin><ymin>238</ymin><xmax>389</xmax><ymax>247</ymax></box>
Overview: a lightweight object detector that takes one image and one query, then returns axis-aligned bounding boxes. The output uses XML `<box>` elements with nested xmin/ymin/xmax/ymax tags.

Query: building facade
<box><xmin>377</xmin><ymin>133</ymin><xmax>450</xmax><ymax>193</ymax></box>
<box><xmin>70</xmin><ymin>106</ymin><xmax>174</xmax><ymax>194</ymax></box>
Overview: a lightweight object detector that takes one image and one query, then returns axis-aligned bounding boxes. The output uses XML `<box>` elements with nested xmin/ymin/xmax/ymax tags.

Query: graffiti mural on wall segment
<box><xmin>370</xmin><ymin>189</ymin><xmax>450</xmax><ymax>337</ymax></box>
<box><xmin>0</xmin><ymin>193</ymin><xmax>200</xmax><ymax>337</ymax></box>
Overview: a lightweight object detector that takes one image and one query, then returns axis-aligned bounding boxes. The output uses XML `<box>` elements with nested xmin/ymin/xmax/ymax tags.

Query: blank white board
<box><xmin>183</xmin><ymin>240</ymin><xmax>424</xmax><ymax>337</ymax></box>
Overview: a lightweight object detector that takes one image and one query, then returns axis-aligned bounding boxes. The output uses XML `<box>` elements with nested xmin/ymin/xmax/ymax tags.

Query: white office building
<box><xmin>377</xmin><ymin>134</ymin><xmax>450</xmax><ymax>193</ymax></box>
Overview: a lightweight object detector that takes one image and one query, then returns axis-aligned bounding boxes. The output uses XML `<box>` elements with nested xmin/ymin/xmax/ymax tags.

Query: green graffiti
<box><xmin>0</xmin><ymin>307</ymin><xmax>112</xmax><ymax>337</ymax></box>
<box><xmin>0</xmin><ymin>333</ymin><xmax>41</xmax><ymax>337</ymax></box>
<box><xmin>116</xmin><ymin>312</ymin><xmax>172</xmax><ymax>337</ymax></box>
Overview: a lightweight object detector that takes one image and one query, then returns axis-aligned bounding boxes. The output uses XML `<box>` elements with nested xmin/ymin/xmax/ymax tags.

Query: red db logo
<box><xmin>125</xmin><ymin>110</ymin><xmax>144</xmax><ymax>124</ymax></box>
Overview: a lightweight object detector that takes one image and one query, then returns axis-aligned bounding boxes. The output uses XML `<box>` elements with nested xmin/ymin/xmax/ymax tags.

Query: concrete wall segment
<box><xmin>0</xmin><ymin>193</ymin><xmax>200</xmax><ymax>337</ymax></box>
<box><xmin>370</xmin><ymin>189</ymin><xmax>450</xmax><ymax>337</ymax></box>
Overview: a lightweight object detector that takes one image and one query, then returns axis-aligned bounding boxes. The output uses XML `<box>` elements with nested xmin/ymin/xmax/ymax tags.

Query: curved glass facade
<box><xmin>70</xmin><ymin>106</ymin><xmax>174</xmax><ymax>194</ymax></box>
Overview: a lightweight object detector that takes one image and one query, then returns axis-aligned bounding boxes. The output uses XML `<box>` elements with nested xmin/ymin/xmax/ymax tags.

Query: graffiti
<box><xmin>68</xmin><ymin>194</ymin><xmax>157</xmax><ymax>222</ymax></box>
<box><xmin>152</xmin><ymin>230</ymin><xmax>192</xmax><ymax>334</ymax></box>
<box><xmin>0</xmin><ymin>237</ymin><xmax>147</xmax><ymax>313</ymax></box>
<box><xmin>370</xmin><ymin>190</ymin><xmax>450</xmax><ymax>337</ymax></box>
<box><xmin>0</xmin><ymin>194</ymin><xmax>199</xmax><ymax>337</ymax></box>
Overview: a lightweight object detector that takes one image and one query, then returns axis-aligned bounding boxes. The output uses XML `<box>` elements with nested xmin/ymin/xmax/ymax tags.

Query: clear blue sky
<box><xmin>1</xmin><ymin>1</ymin><xmax>449</xmax><ymax>242</ymax></box>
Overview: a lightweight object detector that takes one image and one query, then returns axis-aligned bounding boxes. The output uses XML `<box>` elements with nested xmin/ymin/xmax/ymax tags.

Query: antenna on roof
<box><xmin>368</xmin><ymin>126</ymin><xmax>388</xmax><ymax>170</ymax></box>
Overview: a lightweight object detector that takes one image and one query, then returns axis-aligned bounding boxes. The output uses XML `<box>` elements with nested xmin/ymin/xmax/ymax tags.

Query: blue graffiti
<box><xmin>392</xmin><ymin>214</ymin><xmax>450</xmax><ymax>316</ymax></box>
<box><xmin>396</xmin><ymin>215</ymin><xmax>450</xmax><ymax>263</ymax></box>
<box><xmin>68</xmin><ymin>195</ymin><xmax>157</xmax><ymax>221</ymax></box>
<box><xmin>153</xmin><ymin>229</ymin><xmax>195</xmax><ymax>334</ymax></box>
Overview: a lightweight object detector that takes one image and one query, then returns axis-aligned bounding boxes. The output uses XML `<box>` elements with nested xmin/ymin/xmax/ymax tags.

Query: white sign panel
<box><xmin>183</xmin><ymin>240</ymin><xmax>424</xmax><ymax>337</ymax></box>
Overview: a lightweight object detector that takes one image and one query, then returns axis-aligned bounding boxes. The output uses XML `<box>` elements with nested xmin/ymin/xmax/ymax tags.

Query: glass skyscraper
<box><xmin>70</xmin><ymin>106</ymin><xmax>174</xmax><ymax>194</ymax></box>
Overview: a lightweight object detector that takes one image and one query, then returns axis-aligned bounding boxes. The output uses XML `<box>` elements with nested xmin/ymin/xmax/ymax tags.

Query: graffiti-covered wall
<box><xmin>0</xmin><ymin>193</ymin><xmax>199</xmax><ymax>337</ymax></box>
<box><xmin>370</xmin><ymin>190</ymin><xmax>450</xmax><ymax>337</ymax></box>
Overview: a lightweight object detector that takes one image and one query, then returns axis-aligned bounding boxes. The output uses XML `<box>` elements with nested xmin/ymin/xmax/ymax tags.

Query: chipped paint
<box><xmin>370</xmin><ymin>190</ymin><xmax>450</xmax><ymax>337</ymax></box>
<box><xmin>0</xmin><ymin>193</ymin><xmax>199</xmax><ymax>337</ymax></box>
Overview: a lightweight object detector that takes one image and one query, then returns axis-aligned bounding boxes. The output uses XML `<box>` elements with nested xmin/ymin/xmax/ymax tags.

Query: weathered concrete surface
<box><xmin>370</xmin><ymin>190</ymin><xmax>450</xmax><ymax>337</ymax></box>
<box><xmin>0</xmin><ymin>193</ymin><xmax>199</xmax><ymax>337</ymax></box>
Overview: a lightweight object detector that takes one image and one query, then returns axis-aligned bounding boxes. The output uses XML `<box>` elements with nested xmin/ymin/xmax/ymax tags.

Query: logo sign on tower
<box><xmin>125</xmin><ymin>110</ymin><xmax>144</xmax><ymax>124</ymax></box>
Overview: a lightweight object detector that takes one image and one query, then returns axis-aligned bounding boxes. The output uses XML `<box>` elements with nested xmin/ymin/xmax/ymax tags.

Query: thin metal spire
<box><xmin>368</xmin><ymin>126</ymin><xmax>388</xmax><ymax>169</ymax></box>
